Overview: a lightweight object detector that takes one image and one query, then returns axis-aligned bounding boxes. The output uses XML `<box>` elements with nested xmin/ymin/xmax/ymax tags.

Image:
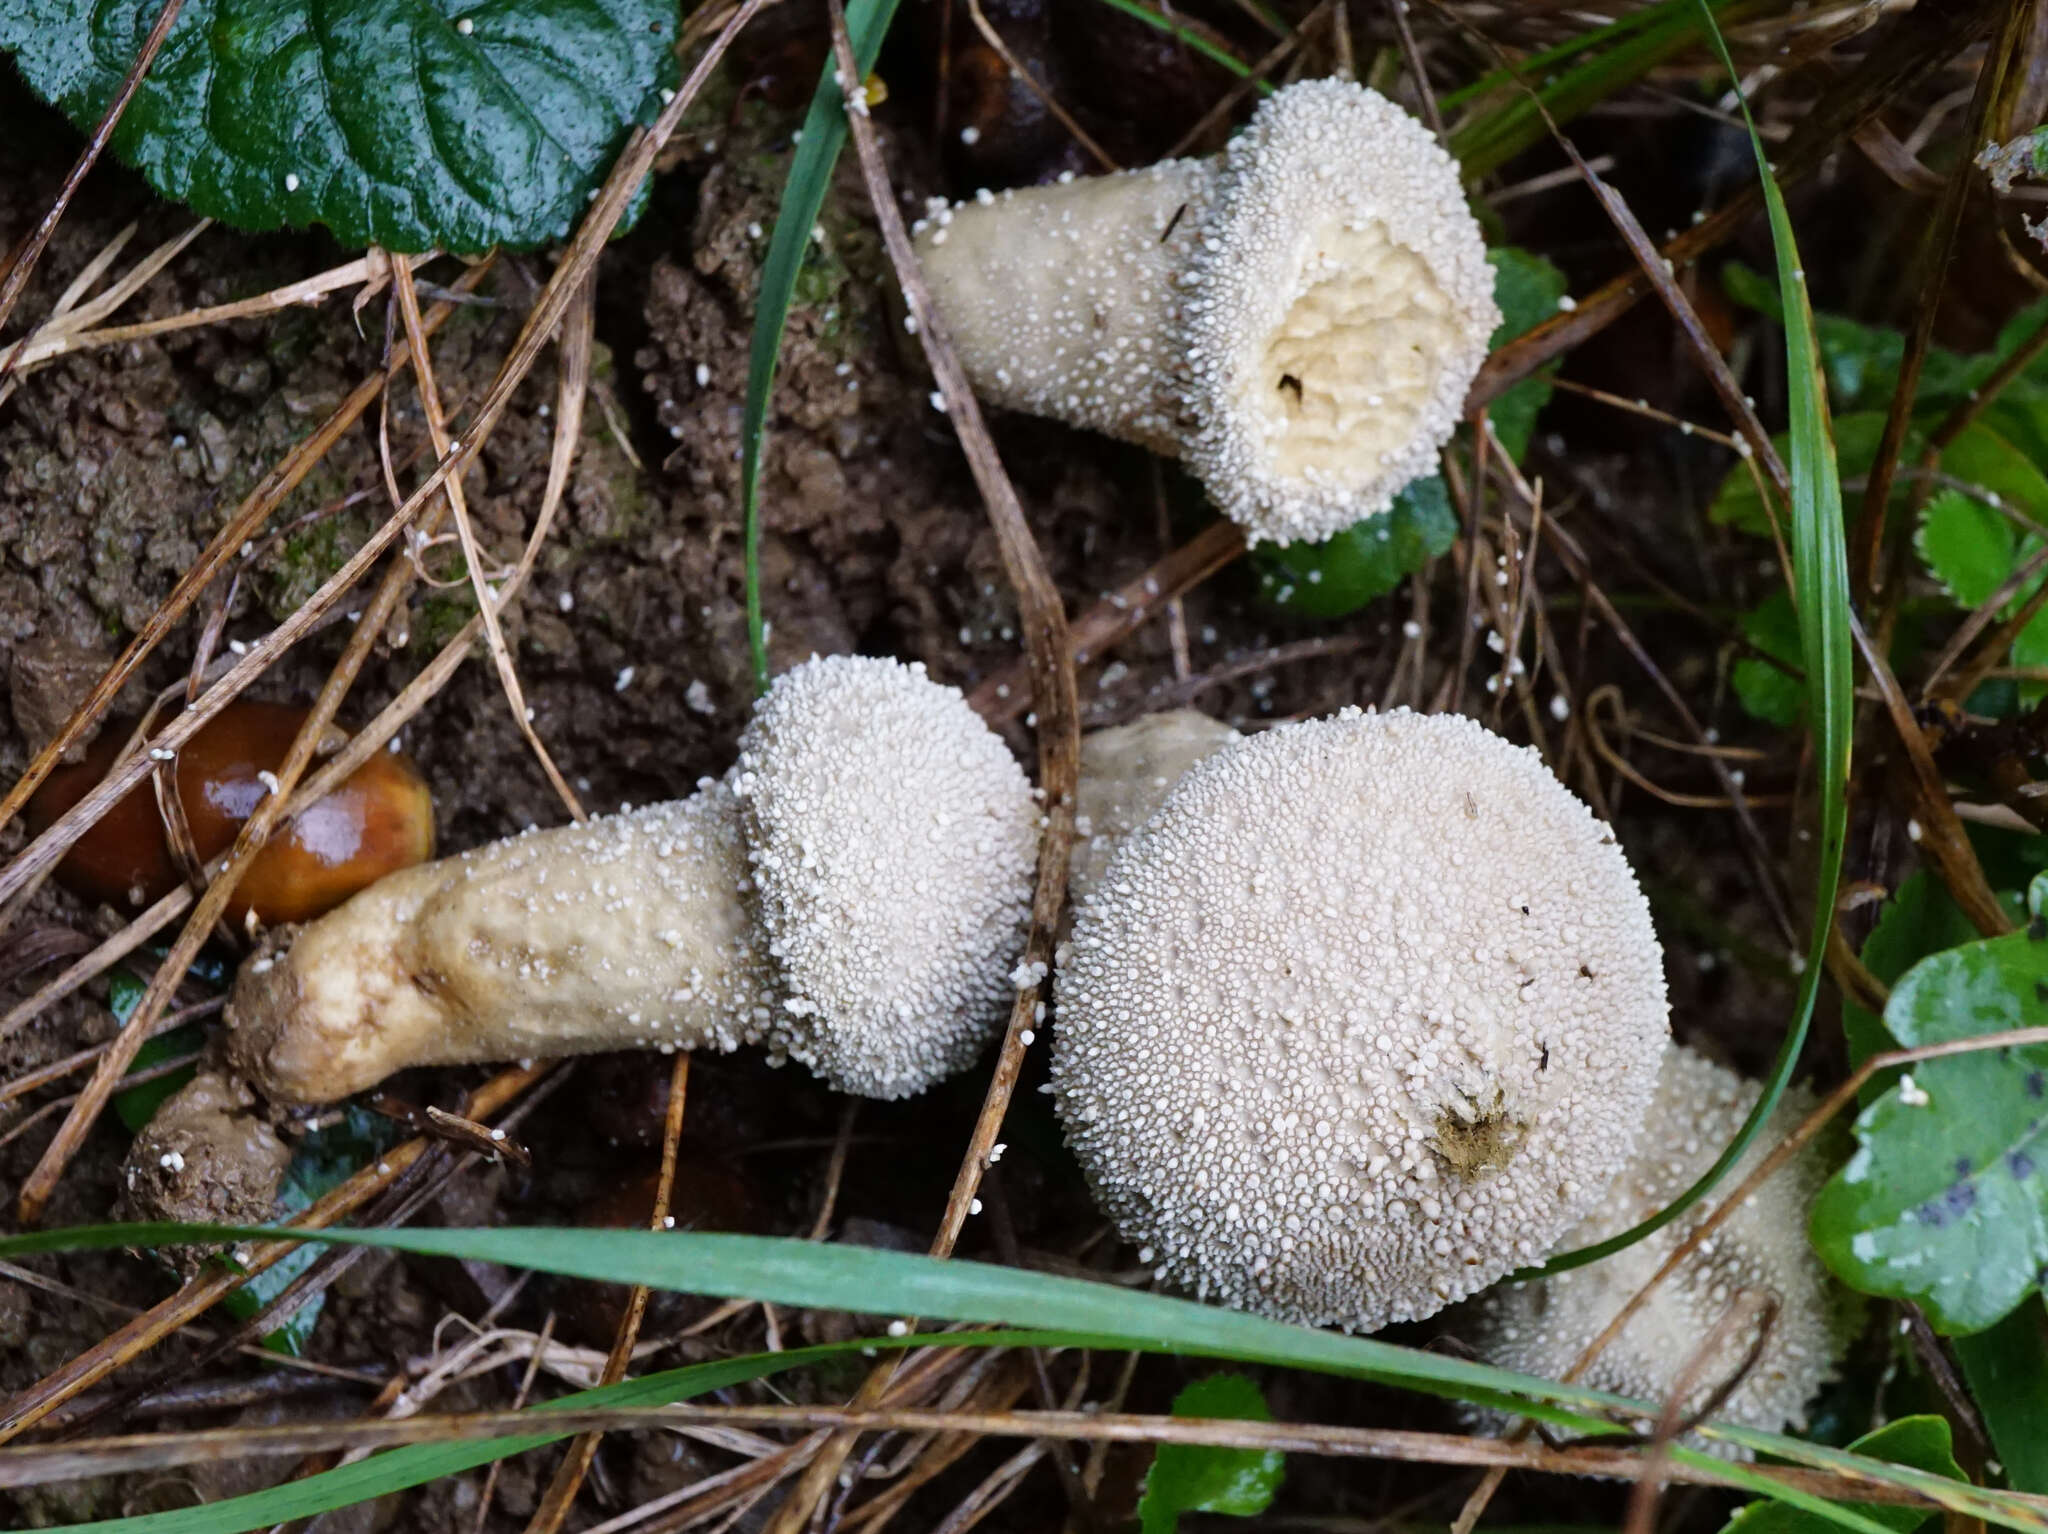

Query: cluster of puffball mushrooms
<box><xmin>134</xmin><ymin>78</ymin><xmax>1847</xmax><ymax>1452</ymax></box>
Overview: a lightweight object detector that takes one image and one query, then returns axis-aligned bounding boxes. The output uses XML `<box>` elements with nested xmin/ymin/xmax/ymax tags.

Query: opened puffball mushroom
<box><xmin>226</xmin><ymin>655</ymin><xmax>1039</xmax><ymax>1104</ymax></box>
<box><xmin>1051</xmin><ymin>707</ymin><xmax>1669</xmax><ymax>1330</ymax></box>
<box><xmin>1463</xmin><ymin>1044</ymin><xmax>1857</xmax><ymax>1451</ymax></box>
<box><xmin>914</xmin><ymin>79</ymin><xmax>1500</xmax><ymax>546</ymax></box>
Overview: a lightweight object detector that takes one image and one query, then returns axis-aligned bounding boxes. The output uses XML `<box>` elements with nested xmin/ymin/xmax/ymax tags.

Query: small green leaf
<box><xmin>113</xmin><ymin>1024</ymin><xmax>203</xmax><ymax>1133</ymax></box>
<box><xmin>1721</xmin><ymin>1416</ymin><xmax>1961</xmax><ymax>1534</ymax></box>
<box><xmin>1733</xmin><ymin>588</ymin><xmax>1805</xmax><ymax>728</ymax></box>
<box><xmin>1137</xmin><ymin>1374</ymin><xmax>1286</xmax><ymax>1534</ymax></box>
<box><xmin>1811</xmin><ymin>874</ymin><xmax>2048</xmax><ymax>1334</ymax></box>
<box><xmin>1253</xmin><ymin>477</ymin><xmax>1457</xmax><ymax>618</ymax></box>
<box><xmin>218</xmin><ymin>1107</ymin><xmax>407</xmax><ymax>1355</ymax></box>
<box><xmin>0</xmin><ymin>0</ymin><xmax>677</xmax><ymax>252</ymax></box>
<box><xmin>1916</xmin><ymin>491</ymin><xmax>2017</xmax><ymax>609</ymax></box>
<box><xmin>1486</xmin><ymin>246</ymin><xmax>1569</xmax><ymax>463</ymax></box>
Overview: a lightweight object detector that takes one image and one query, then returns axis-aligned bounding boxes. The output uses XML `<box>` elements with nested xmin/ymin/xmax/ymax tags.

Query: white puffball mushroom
<box><xmin>915</xmin><ymin>80</ymin><xmax>1499</xmax><ymax>546</ymax></box>
<box><xmin>732</xmin><ymin>653</ymin><xmax>1040</xmax><ymax>1098</ymax></box>
<box><xmin>1464</xmin><ymin>1045</ymin><xmax>1857</xmax><ymax>1453</ymax></box>
<box><xmin>1051</xmin><ymin>707</ymin><xmax>1668</xmax><ymax>1331</ymax></box>
<box><xmin>1069</xmin><ymin>709</ymin><xmax>1241</xmax><ymax>908</ymax></box>
<box><xmin>227</xmin><ymin>657</ymin><xmax>1037</xmax><ymax>1104</ymax></box>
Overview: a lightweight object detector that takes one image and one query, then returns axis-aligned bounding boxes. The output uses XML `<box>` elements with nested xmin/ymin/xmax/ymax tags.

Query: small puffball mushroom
<box><xmin>1052</xmin><ymin>707</ymin><xmax>1668</xmax><ymax>1331</ymax></box>
<box><xmin>1464</xmin><ymin>1045</ymin><xmax>1856</xmax><ymax>1453</ymax></box>
<box><xmin>227</xmin><ymin>657</ymin><xmax>1038</xmax><ymax>1104</ymax></box>
<box><xmin>119</xmin><ymin>1070</ymin><xmax>293</xmax><ymax>1277</ymax></box>
<box><xmin>915</xmin><ymin>79</ymin><xmax>1499</xmax><ymax>546</ymax></box>
<box><xmin>1069</xmin><ymin>709</ymin><xmax>1240</xmax><ymax>907</ymax></box>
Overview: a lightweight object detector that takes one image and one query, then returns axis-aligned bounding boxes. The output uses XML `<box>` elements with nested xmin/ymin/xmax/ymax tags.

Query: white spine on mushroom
<box><xmin>1464</xmin><ymin>1045</ymin><xmax>1857</xmax><ymax>1454</ymax></box>
<box><xmin>733</xmin><ymin>655</ymin><xmax>1039</xmax><ymax>1100</ymax></box>
<box><xmin>1051</xmin><ymin>707</ymin><xmax>1668</xmax><ymax>1332</ymax></box>
<box><xmin>914</xmin><ymin>80</ymin><xmax>1499</xmax><ymax>546</ymax></box>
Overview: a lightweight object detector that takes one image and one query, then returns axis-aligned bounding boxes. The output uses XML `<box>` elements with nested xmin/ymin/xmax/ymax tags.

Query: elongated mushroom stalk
<box><xmin>1463</xmin><ymin>1045</ymin><xmax>1857</xmax><ymax>1453</ymax></box>
<box><xmin>1052</xmin><ymin>707</ymin><xmax>1669</xmax><ymax>1331</ymax></box>
<box><xmin>914</xmin><ymin>79</ymin><xmax>1499</xmax><ymax>545</ymax></box>
<box><xmin>227</xmin><ymin>656</ymin><xmax>1040</xmax><ymax>1104</ymax></box>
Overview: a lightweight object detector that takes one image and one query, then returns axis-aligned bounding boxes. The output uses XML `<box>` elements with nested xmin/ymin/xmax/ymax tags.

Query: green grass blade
<box><xmin>1437</xmin><ymin>0</ymin><xmax>1700</xmax><ymax>111</ymax></box>
<box><xmin>5</xmin><ymin>1223</ymin><xmax>2030</xmax><ymax>1533</ymax></box>
<box><xmin>1079</xmin><ymin>0</ymin><xmax>1262</xmax><ymax>84</ymax></box>
<box><xmin>737</xmin><ymin>0</ymin><xmax>900</xmax><ymax>691</ymax></box>
<box><xmin>1528</xmin><ymin>0</ymin><xmax>1852</xmax><ymax>1275</ymax></box>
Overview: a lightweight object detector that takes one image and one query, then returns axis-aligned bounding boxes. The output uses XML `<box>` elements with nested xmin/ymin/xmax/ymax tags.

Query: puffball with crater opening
<box><xmin>1051</xmin><ymin>707</ymin><xmax>1669</xmax><ymax>1331</ymax></box>
<box><xmin>913</xmin><ymin>79</ymin><xmax>1499</xmax><ymax>546</ymax></box>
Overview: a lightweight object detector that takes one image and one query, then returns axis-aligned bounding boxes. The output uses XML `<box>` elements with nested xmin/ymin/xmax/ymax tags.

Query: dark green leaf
<box><xmin>1843</xmin><ymin>874</ymin><xmax>1988</xmax><ymax>1101</ymax></box>
<box><xmin>112</xmin><ymin>1023</ymin><xmax>202</xmax><ymax>1133</ymax></box>
<box><xmin>1253</xmin><ymin>477</ymin><xmax>1457</xmax><ymax>618</ymax></box>
<box><xmin>1138</xmin><ymin>1374</ymin><xmax>1285</xmax><ymax>1533</ymax></box>
<box><xmin>1952</xmin><ymin>1301</ymin><xmax>2048</xmax><ymax>1491</ymax></box>
<box><xmin>0</xmin><ymin>0</ymin><xmax>676</xmax><ymax>252</ymax></box>
<box><xmin>739</xmin><ymin>0</ymin><xmax>900</xmax><ymax>690</ymax></box>
<box><xmin>1485</xmin><ymin>246</ymin><xmax>1569</xmax><ymax>463</ymax></box>
<box><xmin>1732</xmin><ymin>588</ymin><xmax>1805</xmax><ymax>728</ymax></box>
<box><xmin>1811</xmin><ymin>875</ymin><xmax>2048</xmax><ymax>1334</ymax></box>
<box><xmin>1721</xmin><ymin>1416</ymin><xmax>1960</xmax><ymax>1534</ymax></box>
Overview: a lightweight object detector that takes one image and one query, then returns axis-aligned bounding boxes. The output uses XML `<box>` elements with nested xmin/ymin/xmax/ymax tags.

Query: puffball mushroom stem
<box><xmin>229</xmin><ymin>656</ymin><xmax>1041</xmax><ymax>1105</ymax></box>
<box><xmin>913</xmin><ymin>79</ymin><xmax>1500</xmax><ymax>546</ymax></box>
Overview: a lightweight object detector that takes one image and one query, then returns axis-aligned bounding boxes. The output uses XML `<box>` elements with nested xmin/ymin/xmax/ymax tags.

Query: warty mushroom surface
<box><xmin>226</xmin><ymin>655</ymin><xmax>1040</xmax><ymax>1104</ymax></box>
<box><xmin>914</xmin><ymin>79</ymin><xmax>1500</xmax><ymax>546</ymax></box>
<box><xmin>1051</xmin><ymin>706</ymin><xmax>1669</xmax><ymax>1331</ymax></box>
<box><xmin>1464</xmin><ymin>1044</ymin><xmax>1856</xmax><ymax>1453</ymax></box>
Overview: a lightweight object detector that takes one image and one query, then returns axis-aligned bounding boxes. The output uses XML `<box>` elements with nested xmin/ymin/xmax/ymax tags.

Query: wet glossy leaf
<box><xmin>1842</xmin><ymin>874</ymin><xmax>1990</xmax><ymax>1101</ymax></box>
<box><xmin>1253</xmin><ymin>476</ymin><xmax>1457</xmax><ymax>618</ymax></box>
<box><xmin>1733</xmin><ymin>588</ymin><xmax>1805</xmax><ymax>728</ymax></box>
<box><xmin>0</xmin><ymin>0</ymin><xmax>677</xmax><ymax>252</ymax></box>
<box><xmin>1721</xmin><ymin>1416</ymin><xmax>1960</xmax><ymax>1534</ymax></box>
<box><xmin>1953</xmin><ymin>1302</ymin><xmax>2048</xmax><ymax>1492</ymax></box>
<box><xmin>1811</xmin><ymin>875</ymin><xmax>2048</xmax><ymax>1334</ymax></box>
<box><xmin>1138</xmin><ymin>1374</ymin><xmax>1286</xmax><ymax>1533</ymax></box>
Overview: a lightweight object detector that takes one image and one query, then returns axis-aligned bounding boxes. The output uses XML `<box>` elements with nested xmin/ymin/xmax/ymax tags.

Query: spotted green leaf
<box><xmin>0</xmin><ymin>0</ymin><xmax>678</xmax><ymax>252</ymax></box>
<box><xmin>1138</xmin><ymin>1374</ymin><xmax>1286</xmax><ymax>1534</ymax></box>
<box><xmin>1810</xmin><ymin>874</ymin><xmax>2048</xmax><ymax>1334</ymax></box>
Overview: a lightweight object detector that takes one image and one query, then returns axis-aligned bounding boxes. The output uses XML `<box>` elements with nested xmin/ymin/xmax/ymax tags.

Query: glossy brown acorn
<box><xmin>25</xmin><ymin>702</ymin><xmax>435</xmax><ymax>926</ymax></box>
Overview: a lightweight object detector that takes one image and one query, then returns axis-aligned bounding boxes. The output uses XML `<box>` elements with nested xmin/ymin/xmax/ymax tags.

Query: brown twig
<box><xmin>523</xmin><ymin>1054</ymin><xmax>691</xmax><ymax>1534</ymax></box>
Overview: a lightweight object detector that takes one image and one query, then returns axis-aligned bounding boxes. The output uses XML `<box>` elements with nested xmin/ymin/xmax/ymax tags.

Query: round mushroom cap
<box><xmin>1177</xmin><ymin>80</ymin><xmax>1499</xmax><ymax>546</ymax></box>
<box><xmin>734</xmin><ymin>655</ymin><xmax>1039</xmax><ymax>1099</ymax></box>
<box><xmin>1051</xmin><ymin>707</ymin><xmax>1667</xmax><ymax>1330</ymax></box>
<box><xmin>1464</xmin><ymin>1045</ymin><xmax>1857</xmax><ymax>1454</ymax></box>
<box><xmin>1070</xmin><ymin>710</ymin><xmax>1242</xmax><ymax>909</ymax></box>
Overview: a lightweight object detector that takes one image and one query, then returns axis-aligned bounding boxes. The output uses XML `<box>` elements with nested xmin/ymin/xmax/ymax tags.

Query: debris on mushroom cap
<box><xmin>1180</xmin><ymin>80</ymin><xmax>1497</xmax><ymax>544</ymax></box>
<box><xmin>1070</xmin><ymin>710</ymin><xmax>1240</xmax><ymax>909</ymax></box>
<box><xmin>1464</xmin><ymin>1045</ymin><xmax>1857</xmax><ymax>1453</ymax></box>
<box><xmin>734</xmin><ymin>654</ymin><xmax>1039</xmax><ymax>1099</ymax></box>
<box><xmin>1051</xmin><ymin>707</ymin><xmax>1668</xmax><ymax>1331</ymax></box>
<box><xmin>228</xmin><ymin>782</ymin><xmax>769</xmax><ymax>1103</ymax></box>
<box><xmin>912</xmin><ymin>79</ymin><xmax>1498</xmax><ymax>546</ymax></box>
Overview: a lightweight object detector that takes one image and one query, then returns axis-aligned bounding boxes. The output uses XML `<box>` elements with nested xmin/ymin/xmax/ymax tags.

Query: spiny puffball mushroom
<box><xmin>226</xmin><ymin>656</ymin><xmax>1039</xmax><ymax>1105</ymax></box>
<box><xmin>1463</xmin><ymin>1045</ymin><xmax>1856</xmax><ymax>1452</ymax></box>
<box><xmin>1051</xmin><ymin>707</ymin><xmax>1668</xmax><ymax>1331</ymax></box>
<box><xmin>913</xmin><ymin>79</ymin><xmax>1499</xmax><ymax>546</ymax></box>
<box><xmin>1069</xmin><ymin>709</ymin><xmax>1240</xmax><ymax>908</ymax></box>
